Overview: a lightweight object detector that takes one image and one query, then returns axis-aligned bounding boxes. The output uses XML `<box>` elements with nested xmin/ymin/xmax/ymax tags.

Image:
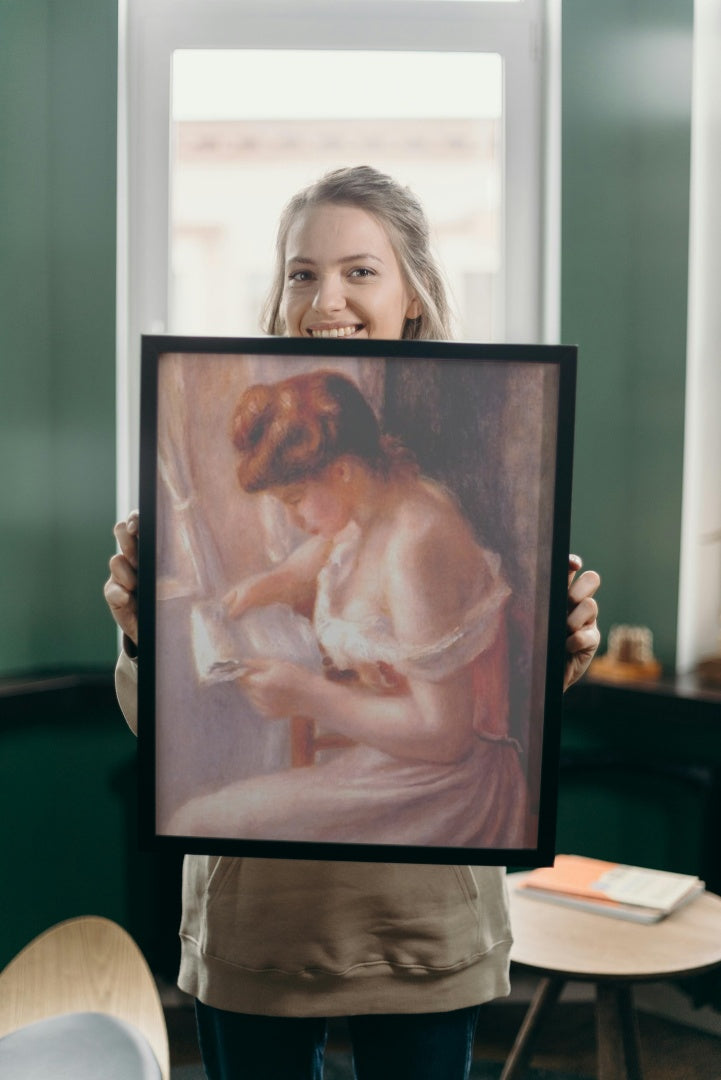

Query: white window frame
<box><xmin>676</xmin><ymin>0</ymin><xmax>721</xmax><ymax>674</ymax></box>
<box><xmin>117</xmin><ymin>0</ymin><xmax>559</xmax><ymax>511</ymax></box>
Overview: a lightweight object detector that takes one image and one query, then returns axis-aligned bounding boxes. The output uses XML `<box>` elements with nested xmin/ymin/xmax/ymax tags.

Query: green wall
<box><xmin>0</xmin><ymin>0</ymin><xmax>118</xmax><ymax>675</ymax></box>
<box><xmin>562</xmin><ymin>0</ymin><xmax>693</xmax><ymax>669</ymax></box>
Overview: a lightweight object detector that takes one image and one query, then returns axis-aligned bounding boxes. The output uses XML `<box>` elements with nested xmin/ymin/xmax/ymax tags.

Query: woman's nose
<box><xmin>312</xmin><ymin>274</ymin><xmax>345</xmax><ymax>314</ymax></box>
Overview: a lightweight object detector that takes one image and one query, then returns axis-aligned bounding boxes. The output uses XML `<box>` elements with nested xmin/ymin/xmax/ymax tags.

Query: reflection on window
<box><xmin>170</xmin><ymin>50</ymin><xmax>503</xmax><ymax>341</ymax></box>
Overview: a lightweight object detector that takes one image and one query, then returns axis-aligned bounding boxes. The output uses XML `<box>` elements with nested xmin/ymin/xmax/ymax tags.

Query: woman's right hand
<box><xmin>104</xmin><ymin>510</ymin><xmax>139</xmax><ymax>646</ymax></box>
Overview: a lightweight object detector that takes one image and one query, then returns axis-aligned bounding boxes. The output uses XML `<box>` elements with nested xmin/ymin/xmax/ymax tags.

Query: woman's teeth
<box><xmin>310</xmin><ymin>325</ymin><xmax>361</xmax><ymax>338</ymax></box>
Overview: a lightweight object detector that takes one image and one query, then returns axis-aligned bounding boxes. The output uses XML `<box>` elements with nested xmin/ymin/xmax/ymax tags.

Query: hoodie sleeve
<box><xmin>115</xmin><ymin>646</ymin><xmax>139</xmax><ymax>736</ymax></box>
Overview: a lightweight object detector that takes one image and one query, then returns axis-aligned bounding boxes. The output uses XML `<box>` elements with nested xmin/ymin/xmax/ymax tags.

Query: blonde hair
<box><xmin>262</xmin><ymin>165</ymin><xmax>454</xmax><ymax>341</ymax></box>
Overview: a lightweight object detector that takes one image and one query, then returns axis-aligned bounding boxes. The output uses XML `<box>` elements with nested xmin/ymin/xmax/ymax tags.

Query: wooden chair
<box><xmin>289</xmin><ymin>661</ymin><xmax>407</xmax><ymax>766</ymax></box>
<box><xmin>290</xmin><ymin>715</ymin><xmax>354</xmax><ymax>766</ymax></box>
<box><xmin>0</xmin><ymin>915</ymin><xmax>169</xmax><ymax>1079</ymax></box>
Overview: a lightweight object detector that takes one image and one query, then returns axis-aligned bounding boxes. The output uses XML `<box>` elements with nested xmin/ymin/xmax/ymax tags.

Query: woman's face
<box><xmin>273</xmin><ymin>463</ymin><xmax>354</xmax><ymax>539</ymax></box>
<box><xmin>281</xmin><ymin>203</ymin><xmax>421</xmax><ymax>340</ymax></box>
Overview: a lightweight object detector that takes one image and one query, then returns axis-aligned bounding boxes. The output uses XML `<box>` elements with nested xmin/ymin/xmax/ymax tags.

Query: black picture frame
<box><xmin>138</xmin><ymin>335</ymin><xmax>576</xmax><ymax>866</ymax></box>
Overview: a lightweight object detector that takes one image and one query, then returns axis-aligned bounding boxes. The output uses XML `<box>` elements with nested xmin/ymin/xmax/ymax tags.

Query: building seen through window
<box><xmin>170</xmin><ymin>50</ymin><xmax>503</xmax><ymax>341</ymax></box>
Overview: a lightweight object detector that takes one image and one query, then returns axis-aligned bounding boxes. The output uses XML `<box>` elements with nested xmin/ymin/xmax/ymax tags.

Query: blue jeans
<box><xmin>195</xmin><ymin>1000</ymin><xmax>481</xmax><ymax>1080</ymax></box>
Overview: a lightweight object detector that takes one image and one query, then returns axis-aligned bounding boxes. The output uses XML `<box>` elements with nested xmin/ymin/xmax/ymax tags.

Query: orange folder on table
<box><xmin>516</xmin><ymin>854</ymin><xmax>704</xmax><ymax>923</ymax></box>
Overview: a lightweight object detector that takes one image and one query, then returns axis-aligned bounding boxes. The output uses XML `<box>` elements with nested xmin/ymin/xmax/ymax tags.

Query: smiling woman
<box><xmin>263</xmin><ymin>166</ymin><xmax>451</xmax><ymax>341</ymax></box>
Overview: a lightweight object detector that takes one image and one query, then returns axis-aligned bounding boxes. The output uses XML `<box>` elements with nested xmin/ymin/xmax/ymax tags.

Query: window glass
<box><xmin>170</xmin><ymin>50</ymin><xmax>503</xmax><ymax>341</ymax></box>
<box><xmin>120</xmin><ymin>0</ymin><xmax>549</xmax><ymax>510</ymax></box>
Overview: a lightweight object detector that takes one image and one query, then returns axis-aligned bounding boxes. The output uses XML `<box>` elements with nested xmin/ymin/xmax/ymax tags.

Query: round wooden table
<box><xmin>503</xmin><ymin>872</ymin><xmax>721</xmax><ymax>1080</ymax></box>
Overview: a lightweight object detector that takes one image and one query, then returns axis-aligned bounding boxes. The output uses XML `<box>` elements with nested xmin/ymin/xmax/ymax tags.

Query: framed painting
<box><xmin>137</xmin><ymin>335</ymin><xmax>576</xmax><ymax>865</ymax></box>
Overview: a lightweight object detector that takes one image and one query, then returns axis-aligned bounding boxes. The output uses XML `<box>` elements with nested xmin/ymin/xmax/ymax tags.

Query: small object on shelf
<box><xmin>591</xmin><ymin>623</ymin><xmax>662</xmax><ymax>682</ymax></box>
<box><xmin>514</xmin><ymin>854</ymin><xmax>704</xmax><ymax>923</ymax></box>
<box><xmin>696</xmin><ymin>653</ymin><xmax>721</xmax><ymax>689</ymax></box>
<box><xmin>696</xmin><ymin>527</ymin><xmax>721</xmax><ymax>688</ymax></box>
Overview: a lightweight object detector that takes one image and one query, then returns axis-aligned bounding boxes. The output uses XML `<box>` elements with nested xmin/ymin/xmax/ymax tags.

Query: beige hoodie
<box><xmin>116</xmin><ymin>650</ymin><xmax>512</xmax><ymax>1016</ymax></box>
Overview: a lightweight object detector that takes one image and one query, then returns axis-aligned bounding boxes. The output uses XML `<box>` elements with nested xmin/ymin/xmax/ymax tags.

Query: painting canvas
<box><xmin>137</xmin><ymin>336</ymin><xmax>576</xmax><ymax>865</ymax></box>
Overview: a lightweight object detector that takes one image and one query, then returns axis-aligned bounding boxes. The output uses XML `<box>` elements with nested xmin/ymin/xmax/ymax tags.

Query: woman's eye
<box><xmin>349</xmin><ymin>267</ymin><xmax>375</xmax><ymax>279</ymax></box>
<box><xmin>288</xmin><ymin>270</ymin><xmax>313</xmax><ymax>283</ymax></box>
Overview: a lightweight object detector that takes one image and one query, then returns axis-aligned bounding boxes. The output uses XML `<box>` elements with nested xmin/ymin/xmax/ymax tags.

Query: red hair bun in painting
<box><xmin>231</xmin><ymin>369</ymin><xmax>415</xmax><ymax>492</ymax></box>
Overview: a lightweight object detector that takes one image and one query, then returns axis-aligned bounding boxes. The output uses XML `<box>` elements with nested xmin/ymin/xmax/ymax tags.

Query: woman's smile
<box><xmin>306</xmin><ymin>323</ymin><xmax>365</xmax><ymax>339</ymax></box>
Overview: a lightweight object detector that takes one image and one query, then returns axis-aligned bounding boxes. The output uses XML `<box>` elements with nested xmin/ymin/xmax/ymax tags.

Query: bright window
<box><xmin>170</xmin><ymin>49</ymin><xmax>503</xmax><ymax>341</ymax></box>
<box><xmin>118</xmin><ymin>0</ymin><xmax>557</xmax><ymax>509</ymax></box>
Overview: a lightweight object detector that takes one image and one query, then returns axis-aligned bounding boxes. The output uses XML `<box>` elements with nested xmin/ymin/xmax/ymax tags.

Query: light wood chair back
<box><xmin>0</xmin><ymin>915</ymin><xmax>169</xmax><ymax>1080</ymax></box>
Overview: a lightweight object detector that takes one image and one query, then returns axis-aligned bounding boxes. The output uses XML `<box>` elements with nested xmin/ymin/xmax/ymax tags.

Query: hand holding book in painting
<box><xmin>224</xmin><ymin>536</ymin><xmax>329</xmax><ymax>620</ymax></box>
<box><xmin>238</xmin><ymin>656</ymin><xmax>330</xmax><ymax>719</ymax></box>
<box><xmin>190</xmin><ymin>600</ymin><xmax>323</xmax><ymax>685</ymax></box>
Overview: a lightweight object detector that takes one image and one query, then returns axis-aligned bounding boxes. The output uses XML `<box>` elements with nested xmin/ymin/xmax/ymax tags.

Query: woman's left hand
<box><xmin>239</xmin><ymin>659</ymin><xmax>322</xmax><ymax>718</ymax></box>
<box><xmin>564</xmin><ymin>554</ymin><xmax>601</xmax><ymax>691</ymax></box>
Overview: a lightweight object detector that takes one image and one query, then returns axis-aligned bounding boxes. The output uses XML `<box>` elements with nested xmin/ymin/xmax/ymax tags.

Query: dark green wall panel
<box><xmin>0</xmin><ymin>696</ymin><xmax>132</xmax><ymax>965</ymax></box>
<box><xmin>0</xmin><ymin>0</ymin><xmax>118</xmax><ymax>674</ymax></box>
<box><xmin>0</xmin><ymin>3</ymin><xmax>54</xmax><ymax>669</ymax></box>
<box><xmin>562</xmin><ymin>0</ymin><xmax>693</xmax><ymax>668</ymax></box>
<box><xmin>0</xmin><ymin>682</ymin><xmax>183</xmax><ymax>976</ymax></box>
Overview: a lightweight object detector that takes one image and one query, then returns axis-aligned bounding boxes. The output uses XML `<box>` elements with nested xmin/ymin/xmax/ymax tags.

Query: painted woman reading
<box><xmin>168</xmin><ymin>368</ymin><xmax>533</xmax><ymax>849</ymax></box>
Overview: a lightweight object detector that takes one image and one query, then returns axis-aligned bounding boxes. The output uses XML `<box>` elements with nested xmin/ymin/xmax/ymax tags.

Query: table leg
<box><xmin>596</xmin><ymin>982</ymin><xmax>643</xmax><ymax>1080</ymax></box>
<box><xmin>499</xmin><ymin>976</ymin><xmax>565</xmax><ymax>1080</ymax></box>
